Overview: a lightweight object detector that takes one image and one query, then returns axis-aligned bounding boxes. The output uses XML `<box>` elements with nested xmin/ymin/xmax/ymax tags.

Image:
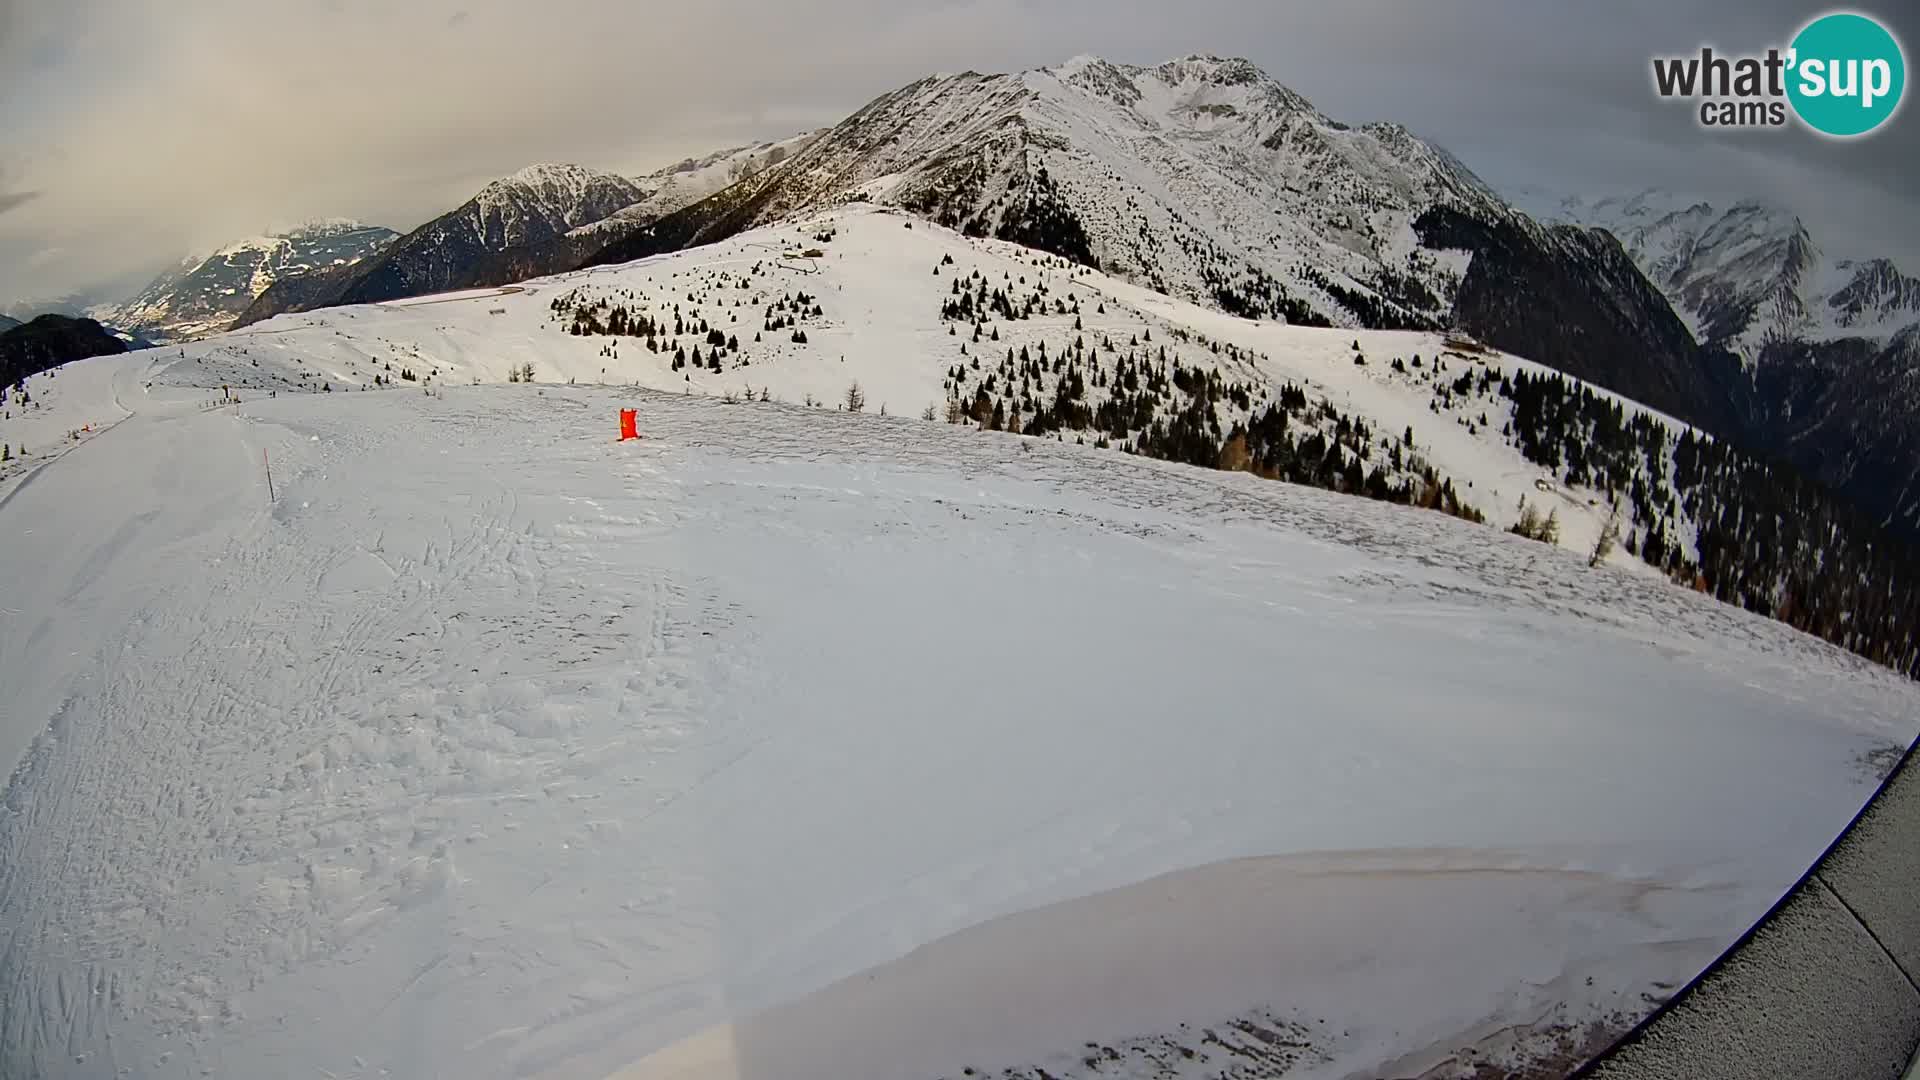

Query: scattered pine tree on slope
<box><xmin>1500</xmin><ymin>367</ymin><xmax>1920</xmax><ymax>678</ymax></box>
<box><xmin>532</xmin><ymin>246</ymin><xmax>1916</xmax><ymax>681</ymax></box>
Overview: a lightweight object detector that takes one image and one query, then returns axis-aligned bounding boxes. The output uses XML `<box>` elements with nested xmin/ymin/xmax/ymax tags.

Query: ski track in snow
<box><xmin>1</xmin><ymin>377</ymin><xmax>1916</xmax><ymax>1076</ymax></box>
<box><xmin>2</xmin><ymin>389</ymin><xmax>753</xmax><ymax>1078</ymax></box>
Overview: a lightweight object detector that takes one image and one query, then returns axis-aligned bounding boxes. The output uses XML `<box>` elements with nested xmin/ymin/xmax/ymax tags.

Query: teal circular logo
<box><xmin>1787</xmin><ymin>12</ymin><xmax>1906</xmax><ymax>137</ymax></box>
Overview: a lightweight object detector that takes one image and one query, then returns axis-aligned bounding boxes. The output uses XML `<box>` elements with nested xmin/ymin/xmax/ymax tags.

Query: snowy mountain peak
<box><xmin>282</xmin><ymin>217</ymin><xmax>385</xmax><ymax>238</ymax></box>
<box><xmin>212</xmin><ymin>233</ymin><xmax>292</xmax><ymax>259</ymax></box>
<box><xmin>482</xmin><ymin>163</ymin><xmax>630</xmax><ymax>204</ymax></box>
<box><xmin>1043</xmin><ymin>53</ymin><xmax>1320</xmax><ymax>127</ymax></box>
<box><xmin>242</xmin><ymin>163</ymin><xmax>653</xmax><ymax>313</ymax></box>
<box><xmin>1155</xmin><ymin>53</ymin><xmax>1265</xmax><ymax>85</ymax></box>
<box><xmin>1523</xmin><ymin>186</ymin><xmax>1920</xmax><ymax>356</ymax></box>
<box><xmin>98</xmin><ymin>221</ymin><xmax>398</xmax><ymax>342</ymax></box>
<box><xmin>1055</xmin><ymin>53</ymin><xmax>1116</xmax><ymax>76</ymax></box>
<box><xmin>570</xmin><ymin>131</ymin><xmax>830</xmax><ymax>242</ymax></box>
<box><xmin>507</xmin><ymin>162</ymin><xmax>596</xmax><ymax>185</ymax></box>
<box><xmin>595</xmin><ymin>53</ymin><xmax>1516</xmax><ymax>334</ymax></box>
<box><xmin>1051</xmin><ymin>54</ymin><xmax>1146</xmax><ymax>106</ymax></box>
<box><xmin>1601</xmin><ymin>189</ymin><xmax>1716</xmax><ymax>220</ymax></box>
<box><xmin>1724</xmin><ymin>195</ymin><xmax>1790</xmax><ymax>217</ymax></box>
<box><xmin>1829</xmin><ymin>257</ymin><xmax>1920</xmax><ymax>328</ymax></box>
<box><xmin>462</xmin><ymin>163</ymin><xmax>650</xmax><ymax>240</ymax></box>
<box><xmin>206</xmin><ymin>220</ymin><xmax>391</xmax><ymax>261</ymax></box>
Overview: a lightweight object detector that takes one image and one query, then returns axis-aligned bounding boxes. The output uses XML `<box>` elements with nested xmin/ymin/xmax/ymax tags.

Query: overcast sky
<box><xmin>2</xmin><ymin>0</ymin><xmax>1915</xmax><ymax>305</ymax></box>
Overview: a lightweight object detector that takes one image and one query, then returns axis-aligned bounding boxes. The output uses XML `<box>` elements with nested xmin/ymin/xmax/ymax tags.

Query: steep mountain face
<box><xmin>98</xmin><ymin>221</ymin><xmax>398</xmax><ymax>342</ymax></box>
<box><xmin>1412</xmin><ymin>208</ymin><xmax>1744</xmax><ymax>435</ymax></box>
<box><xmin>569</xmin><ymin>131</ymin><xmax>827</xmax><ymax>242</ymax></box>
<box><xmin>1829</xmin><ymin>258</ymin><xmax>1920</xmax><ymax>330</ymax></box>
<box><xmin>1749</xmin><ymin>328</ymin><xmax>1920</xmax><ymax>535</ymax></box>
<box><xmin>229</xmin><ymin>260</ymin><xmax>362</xmax><ymax>323</ymax></box>
<box><xmin>0</xmin><ymin>315</ymin><xmax>129</xmax><ymax>388</ymax></box>
<box><xmin>0</xmin><ymin>315</ymin><xmax>19</xmax><ymax>333</ymax></box>
<box><xmin>236</xmin><ymin>165</ymin><xmax>648</xmax><ymax>325</ymax></box>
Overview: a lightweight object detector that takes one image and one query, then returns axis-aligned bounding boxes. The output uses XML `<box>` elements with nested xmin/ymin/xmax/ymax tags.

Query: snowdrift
<box><xmin>1</xmin><ymin>374</ymin><xmax>1913</xmax><ymax>1079</ymax></box>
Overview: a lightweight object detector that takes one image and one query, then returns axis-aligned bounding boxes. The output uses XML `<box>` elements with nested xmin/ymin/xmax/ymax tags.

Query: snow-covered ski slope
<box><xmin>2</xmin><ymin>367</ymin><xmax>1914</xmax><ymax>1080</ymax></box>
<box><xmin>196</xmin><ymin>205</ymin><xmax>1692</xmax><ymax>566</ymax></box>
<box><xmin>0</xmin><ymin>351</ymin><xmax>145</xmax><ymax>501</ymax></box>
<box><xmin>3</xmin><ymin>206</ymin><xmax>1918</xmax><ymax>1080</ymax></box>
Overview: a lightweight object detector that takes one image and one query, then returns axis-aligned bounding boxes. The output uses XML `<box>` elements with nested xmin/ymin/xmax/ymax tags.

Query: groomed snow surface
<box><xmin>0</xmin><ymin>355</ymin><xmax>139</xmax><ymax>502</ymax></box>
<box><xmin>4</xmin><ymin>208</ymin><xmax>1918</xmax><ymax>1080</ymax></box>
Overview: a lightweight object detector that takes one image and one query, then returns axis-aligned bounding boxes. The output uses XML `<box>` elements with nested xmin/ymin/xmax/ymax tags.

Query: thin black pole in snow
<box><xmin>264</xmin><ymin>448</ymin><xmax>275</xmax><ymax>503</ymax></box>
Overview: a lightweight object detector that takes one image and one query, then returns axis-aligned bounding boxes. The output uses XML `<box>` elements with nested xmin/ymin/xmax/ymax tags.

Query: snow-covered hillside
<box><xmin>212</xmin><ymin>205</ymin><xmax>1701</xmax><ymax>569</ymax></box>
<box><xmin>96</xmin><ymin>222</ymin><xmax>398</xmax><ymax>342</ymax></box>
<box><xmin>2</xmin><ymin>327</ymin><xmax>1915</xmax><ymax>1080</ymax></box>
<box><xmin>1514</xmin><ymin>188</ymin><xmax>1920</xmax><ymax>358</ymax></box>
<box><xmin>0</xmin><ymin>351</ymin><xmax>141</xmax><ymax>496</ymax></box>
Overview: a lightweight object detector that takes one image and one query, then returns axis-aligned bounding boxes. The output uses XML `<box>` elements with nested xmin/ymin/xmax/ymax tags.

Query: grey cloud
<box><xmin>0</xmin><ymin>0</ymin><xmax>1915</xmax><ymax>301</ymax></box>
<box><xmin>0</xmin><ymin>191</ymin><xmax>39</xmax><ymax>216</ymax></box>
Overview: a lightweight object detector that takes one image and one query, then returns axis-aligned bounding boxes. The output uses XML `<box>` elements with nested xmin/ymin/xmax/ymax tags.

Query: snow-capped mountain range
<box><xmin>233</xmin><ymin>153</ymin><xmax>790</xmax><ymax>326</ymax></box>
<box><xmin>1506</xmin><ymin>187</ymin><xmax>1920</xmax><ymax>536</ymax></box>
<box><xmin>42</xmin><ymin>145</ymin><xmax>829</xmax><ymax>344</ymax></box>
<box><xmin>249</xmin><ymin>51</ymin><xmax>1678</xmax><ymax>370</ymax></box>
<box><xmin>286</xmin><ymin>163</ymin><xmax>652</xmax><ymax>313</ymax></box>
<box><xmin>9</xmin><ymin>136</ymin><xmax>1920</xmax><ymax>1080</ymax></box>
<box><xmin>94</xmin><ymin>221</ymin><xmax>398</xmax><ymax>342</ymax></box>
<box><xmin>1512</xmin><ymin>188</ymin><xmax>1920</xmax><ymax>359</ymax></box>
<box><xmin>25</xmin><ymin>53</ymin><xmax>1920</xmax><ymax>536</ymax></box>
<box><xmin>569</xmin><ymin>130</ymin><xmax>829</xmax><ymax>241</ymax></box>
<box><xmin>606</xmin><ymin>55</ymin><xmax>1516</xmax><ymax>331</ymax></box>
<box><xmin>458</xmin><ymin>163</ymin><xmax>652</xmax><ymax>249</ymax></box>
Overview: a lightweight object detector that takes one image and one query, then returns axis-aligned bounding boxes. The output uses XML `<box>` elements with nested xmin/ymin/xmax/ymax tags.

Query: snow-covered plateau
<box><xmin>2</xmin><ymin>205</ymin><xmax>1916</xmax><ymax>1080</ymax></box>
